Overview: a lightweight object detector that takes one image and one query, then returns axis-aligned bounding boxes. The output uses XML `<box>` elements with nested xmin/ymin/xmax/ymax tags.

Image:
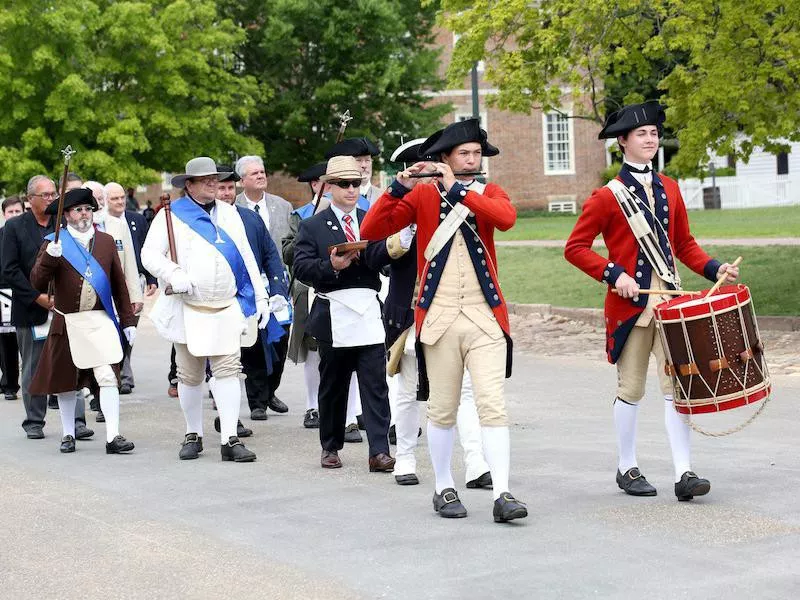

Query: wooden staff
<box><xmin>162</xmin><ymin>196</ymin><xmax>179</xmax><ymax>296</ymax></box>
<box><xmin>309</xmin><ymin>109</ymin><xmax>353</xmax><ymax>219</ymax></box>
<box><xmin>52</xmin><ymin>145</ymin><xmax>76</xmax><ymax>243</ymax></box>
<box><xmin>704</xmin><ymin>256</ymin><xmax>743</xmax><ymax>298</ymax></box>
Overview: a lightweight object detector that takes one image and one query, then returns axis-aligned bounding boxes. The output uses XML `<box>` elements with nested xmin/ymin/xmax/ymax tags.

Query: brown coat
<box><xmin>29</xmin><ymin>231</ymin><xmax>135</xmax><ymax>394</ymax></box>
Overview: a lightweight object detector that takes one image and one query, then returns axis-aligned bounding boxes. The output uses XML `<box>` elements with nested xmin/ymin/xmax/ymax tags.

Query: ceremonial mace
<box><xmin>161</xmin><ymin>195</ymin><xmax>179</xmax><ymax>296</ymax></box>
<box><xmin>48</xmin><ymin>146</ymin><xmax>76</xmax><ymax>302</ymax></box>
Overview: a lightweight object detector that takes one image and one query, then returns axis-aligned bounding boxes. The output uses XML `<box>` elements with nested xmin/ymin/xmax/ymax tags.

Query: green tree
<box><xmin>0</xmin><ymin>0</ymin><xmax>264</xmax><ymax>193</ymax></box>
<box><xmin>438</xmin><ymin>0</ymin><xmax>800</xmax><ymax>174</ymax></box>
<box><xmin>221</xmin><ymin>0</ymin><xmax>451</xmax><ymax>176</ymax></box>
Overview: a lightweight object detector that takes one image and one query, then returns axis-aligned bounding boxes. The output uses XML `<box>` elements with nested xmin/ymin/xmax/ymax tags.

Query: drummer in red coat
<box><xmin>565</xmin><ymin>101</ymin><xmax>739</xmax><ymax>501</ymax></box>
<box><xmin>29</xmin><ymin>188</ymin><xmax>137</xmax><ymax>455</ymax></box>
<box><xmin>361</xmin><ymin>118</ymin><xmax>527</xmax><ymax>523</ymax></box>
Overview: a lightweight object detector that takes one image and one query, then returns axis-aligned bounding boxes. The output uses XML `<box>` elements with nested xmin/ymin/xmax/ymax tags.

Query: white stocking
<box><xmin>178</xmin><ymin>382</ymin><xmax>204</xmax><ymax>436</ymax></box>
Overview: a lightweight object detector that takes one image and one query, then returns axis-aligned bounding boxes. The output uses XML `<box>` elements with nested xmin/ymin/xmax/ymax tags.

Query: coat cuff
<box><xmin>703</xmin><ymin>259</ymin><xmax>722</xmax><ymax>283</ymax></box>
<box><xmin>601</xmin><ymin>261</ymin><xmax>626</xmax><ymax>286</ymax></box>
<box><xmin>388</xmin><ymin>180</ymin><xmax>410</xmax><ymax>198</ymax></box>
<box><xmin>446</xmin><ymin>182</ymin><xmax>468</xmax><ymax>204</ymax></box>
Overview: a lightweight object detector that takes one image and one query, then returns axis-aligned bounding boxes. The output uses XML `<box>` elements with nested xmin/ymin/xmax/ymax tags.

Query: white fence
<box><xmin>679</xmin><ymin>176</ymin><xmax>798</xmax><ymax>210</ymax></box>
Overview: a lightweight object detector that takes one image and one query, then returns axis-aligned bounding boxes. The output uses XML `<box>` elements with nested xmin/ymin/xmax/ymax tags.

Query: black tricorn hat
<box><xmin>297</xmin><ymin>162</ymin><xmax>328</xmax><ymax>182</ymax></box>
<box><xmin>418</xmin><ymin>118</ymin><xmax>499</xmax><ymax>158</ymax></box>
<box><xmin>45</xmin><ymin>187</ymin><xmax>98</xmax><ymax>215</ymax></box>
<box><xmin>390</xmin><ymin>138</ymin><xmax>436</xmax><ymax>163</ymax></box>
<box><xmin>324</xmin><ymin>137</ymin><xmax>380</xmax><ymax>159</ymax></box>
<box><xmin>216</xmin><ymin>164</ymin><xmax>240</xmax><ymax>182</ymax></box>
<box><xmin>598</xmin><ymin>100</ymin><xmax>666</xmax><ymax>139</ymax></box>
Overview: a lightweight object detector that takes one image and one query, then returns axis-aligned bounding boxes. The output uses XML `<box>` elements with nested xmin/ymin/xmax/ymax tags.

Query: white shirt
<box><xmin>624</xmin><ymin>159</ymin><xmax>654</xmax><ymax>186</ymax></box>
<box><xmin>245</xmin><ymin>192</ymin><xmax>271</xmax><ymax>231</ymax></box>
<box><xmin>329</xmin><ymin>202</ymin><xmax>360</xmax><ymax>240</ymax></box>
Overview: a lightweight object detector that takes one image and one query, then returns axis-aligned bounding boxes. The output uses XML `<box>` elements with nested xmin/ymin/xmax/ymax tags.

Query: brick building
<box><xmin>136</xmin><ymin>28</ymin><xmax>608</xmax><ymax>212</ymax></box>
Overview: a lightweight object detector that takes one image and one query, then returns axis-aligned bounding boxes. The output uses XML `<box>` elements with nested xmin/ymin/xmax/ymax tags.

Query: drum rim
<box><xmin>674</xmin><ymin>384</ymin><xmax>770</xmax><ymax>414</ymax></box>
<box><xmin>655</xmin><ymin>284</ymin><xmax>751</xmax><ymax>322</ymax></box>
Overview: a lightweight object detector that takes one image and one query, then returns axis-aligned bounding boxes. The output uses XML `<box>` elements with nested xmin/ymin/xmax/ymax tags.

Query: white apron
<box><xmin>320</xmin><ymin>288</ymin><xmax>384</xmax><ymax>348</ymax></box>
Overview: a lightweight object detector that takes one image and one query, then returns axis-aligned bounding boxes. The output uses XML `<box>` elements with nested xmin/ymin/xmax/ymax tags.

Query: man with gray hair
<box><xmin>0</xmin><ymin>175</ymin><xmax>92</xmax><ymax>439</ymax></box>
<box><xmin>235</xmin><ymin>155</ymin><xmax>293</xmax><ymax>417</ymax></box>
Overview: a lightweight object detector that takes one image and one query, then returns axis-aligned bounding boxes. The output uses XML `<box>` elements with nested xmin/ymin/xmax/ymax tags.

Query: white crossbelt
<box><xmin>606</xmin><ymin>179</ymin><xmax>681</xmax><ymax>289</ymax></box>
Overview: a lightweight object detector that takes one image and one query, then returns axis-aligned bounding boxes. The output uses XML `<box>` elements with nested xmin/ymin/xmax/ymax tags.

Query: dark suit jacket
<box><xmin>0</xmin><ymin>212</ymin><xmax>54</xmax><ymax>326</ymax></box>
<box><xmin>383</xmin><ymin>237</ymin><xmax>417</xmax><ymax>348</ymax></box>
<box><xmin>236</xmin><ymin>206</ymin><xmax>289</xmax><ymax>298</ymax></box>
<box><xmin>293</xmin><ymin>207</ymin><xmax>390</xmax><ymax>344</ymax></box>
<box><xmin>124</xmin><ymin>209</ymin><xmax>156</xmax><ymax>286</ymax></box>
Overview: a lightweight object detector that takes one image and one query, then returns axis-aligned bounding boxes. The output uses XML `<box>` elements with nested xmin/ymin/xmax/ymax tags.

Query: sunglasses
<box><xmin>69</xmin><ymin>206</ymin><xmax>93</xmax><ymax>214</ymax></box>
<box><xmin>330</xmin><ymin>180</ymin><xmax>362</xmax><ymax>189</ymax></box>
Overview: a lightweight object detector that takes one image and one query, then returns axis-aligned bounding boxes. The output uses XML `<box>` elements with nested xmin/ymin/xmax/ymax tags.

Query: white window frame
<box><xmin>542</xmin><ymin>110</ymin><xmax>576</xmax><ymax>175</ymax></box>
<box><xmin>454</xmin><ymin>111</ymin><xmax>490</xmax><ymax>178</ymax></box>
<box><xmin>161</xmin><ymin>172</ymin><xmax>173</xmax><ymax>192</ymax></box>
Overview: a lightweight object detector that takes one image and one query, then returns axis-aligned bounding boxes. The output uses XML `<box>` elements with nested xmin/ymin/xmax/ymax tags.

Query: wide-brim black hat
<box><xmin>297</xmin><ymin>162</ymin><xmax>328</xmax><ymax>182</ymax></box>
<box><xmin>418</xmin><ymin>118</ymin><xmax>499</xmax><ymax>158</ymax></box>
<box><xmin>45</xmin><ymin>187</ymin><xmax>98</xmax><ymax>215</ymax></box>
<box><xmin>390</xmin><ymin>138</ymin><xmax>436</xmax><ymax>163</ymax></box>
<box><xmin>217</xmin><ymin>164</ymin><xmax>240</xmax><ymax>182</ymax></box>
<box><xmin>598</xmin><ymin>100</ymin><xmax>666</xmax><ymax>139</ymax></box>
<box><xmin>324</xmin><ymin>137</ymin><xmax>380</xmax><ymax>159</ymax></box>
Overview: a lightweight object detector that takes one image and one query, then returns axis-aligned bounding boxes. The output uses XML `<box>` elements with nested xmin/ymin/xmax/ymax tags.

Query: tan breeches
<box><xmin>93</xmin><ymin>364</ymin><xmax>117</xmax><ymax>388</ymax></box>
<box><xmin>616</xmin><ymin>321</ymin><xmax>672</xmax><ymax>403</ymax></box>
<box><xmin>422</xmin><ymin>313</ymin><xmax>507</xmax><ymax>427</ymax></box>
<box><xmin>174</xmin><ymin>343</ymin><xmax>241</xmax><ymax>386</ymax></box>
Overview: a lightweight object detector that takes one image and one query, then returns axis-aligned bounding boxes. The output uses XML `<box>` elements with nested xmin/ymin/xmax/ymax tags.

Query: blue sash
<box><xmin>260</xmin><ymin>314</ymin><xmax>287</xmax><ymax>375</ymax></box>
<box><xmin>45</xmin><ymin>229</ymin><xmax>120</xmax><ymax>333</ymax></box>
<box><xmin>170</xmin><ymin>197</ymin><xmax>256</xmax><ymax>318</ymax></box>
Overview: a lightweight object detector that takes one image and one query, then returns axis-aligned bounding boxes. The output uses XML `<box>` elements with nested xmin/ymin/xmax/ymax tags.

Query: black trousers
<box><xmin>241</xmin><ymin>333</ymin><xmax>270</xmax><ymax>412</ymax></box>
<box><xmin>317</xmin><ymin>341</ymin><xmax>390</xmax><ymax>457</ymax></box>
<box><xmin>267</xmin><ymin>325</ymin><xmax>291</xmax><ymax>399</ymax></box>
<box><xmin>0</xmin><ymin>332</ymin><xmax>20</xmax><ymax>394</ymax></box>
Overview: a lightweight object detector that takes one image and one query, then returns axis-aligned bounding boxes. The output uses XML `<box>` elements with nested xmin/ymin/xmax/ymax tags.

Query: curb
<box><xmin>508</xmin><ymin>303</ymin><xmax>800</xmax><ymax>332</ymax></box>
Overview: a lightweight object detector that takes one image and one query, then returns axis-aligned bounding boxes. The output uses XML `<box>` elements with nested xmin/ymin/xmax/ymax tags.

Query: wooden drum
<box><xmin>654</xmin><ymin>285</ymin><xmax>770</xmax><ymax>415</ymax></box>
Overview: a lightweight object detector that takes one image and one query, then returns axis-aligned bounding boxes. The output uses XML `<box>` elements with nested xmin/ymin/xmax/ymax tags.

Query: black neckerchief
<box><xmin>187</xmin><ymin>192</ymin><xmax>214</xmax><ymax>214</ymax></box>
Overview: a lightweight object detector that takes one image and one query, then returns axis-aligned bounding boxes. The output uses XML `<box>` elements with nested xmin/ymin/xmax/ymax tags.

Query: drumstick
<box><xmin>704</xmin><ymin>256</ymin><xmax>743</xmax><ymax>299</ymax></box>
<box><xmin>612</xmin><ymin>288</ymin><xmax>700</xmax><ymax>296</ymax></box>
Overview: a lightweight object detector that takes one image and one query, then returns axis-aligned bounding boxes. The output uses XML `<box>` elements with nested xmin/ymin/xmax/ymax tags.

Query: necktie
<box><xmin>254</xmin><ymin>204</ymin><xmax>260</xmax><ymax>213</ymax></box>
<box><xmin>342</xmin><ymin>214</ymin><xmax>356</xmax><ymax>242</ymax></box>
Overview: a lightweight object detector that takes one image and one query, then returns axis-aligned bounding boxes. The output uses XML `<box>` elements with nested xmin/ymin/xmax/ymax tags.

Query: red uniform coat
<box><xmin>361</xmin><ymin>180</ymin><xmax>516</xmax><ymax>339</ymax></box>
<box><xmin>565</xmin><ymin>168</ymin><xmax>720</xmax><ymax>363</ymax></box>
<box><xmin>29</xmin><ymin>232</ymin><xmax>135</xmax><ymax>394</ymax></box>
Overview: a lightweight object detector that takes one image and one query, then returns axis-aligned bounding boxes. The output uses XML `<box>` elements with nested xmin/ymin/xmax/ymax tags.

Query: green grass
<box><xmin>496</xmin><ymin>245</ymin><xmax>800</xmax><ymax>316</ymax></box>
<box><xmin>498</xmin><ymin>206</ymin><xmax>800</xmax><ymax>241</ymax></box>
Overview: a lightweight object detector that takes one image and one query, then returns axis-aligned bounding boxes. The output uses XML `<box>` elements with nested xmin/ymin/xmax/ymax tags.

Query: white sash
<box><xmin>423</xmin><ymin>181</ymin><xmax>486</xmax><ymax>261</ymax></box>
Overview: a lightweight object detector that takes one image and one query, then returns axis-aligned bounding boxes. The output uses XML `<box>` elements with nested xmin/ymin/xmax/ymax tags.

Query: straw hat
<box><xmin>319</xmin><ymin>156</ymin><xmax>363</xmax><ymax>182</ymax></box>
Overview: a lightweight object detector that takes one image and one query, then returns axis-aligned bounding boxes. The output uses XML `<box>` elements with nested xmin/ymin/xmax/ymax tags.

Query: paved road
<box><xmin>498</xmin><ymin>237</ymin><xmax>800</xmax><ymax>247</ymax></box>
<box><xmin>1</xmin><ymin>315</ymin><xmax>798</xmax><ymax>599</ymax></box>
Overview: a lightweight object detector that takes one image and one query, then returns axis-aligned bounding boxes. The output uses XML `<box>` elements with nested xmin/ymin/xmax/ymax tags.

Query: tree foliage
<box><xmin>221</xmin><ymin>0</ymin><xmax>451</xmax><ymax>176</ymax></box>
<box><xmin>439</xmin><ymin>0</ymin><xmax>800</xmax><ymax>174</ymax></box>
<box><xmin>0</xmin><ymin>0</ymin><xmax>264</xmax><ymax>193</ymax></box>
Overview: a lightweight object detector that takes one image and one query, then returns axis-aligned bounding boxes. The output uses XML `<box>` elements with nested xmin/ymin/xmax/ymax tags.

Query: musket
<box><xmin>407</xmin><ymin>170</ymin><xmax>485</xmax><ymax>179</ymax></box>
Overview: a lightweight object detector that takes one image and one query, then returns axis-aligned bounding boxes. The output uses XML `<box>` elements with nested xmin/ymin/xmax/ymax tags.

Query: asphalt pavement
<box><xmin>1</xmin><ymin>314</ymin><xmax>798</xmax><ymax>599</ymax></box>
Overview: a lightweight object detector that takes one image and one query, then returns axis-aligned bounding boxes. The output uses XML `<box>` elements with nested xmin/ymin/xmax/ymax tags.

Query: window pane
<box><xmin>545</xmin><ymin>113</ymin><xmax>572</xmax><ymax>172</ymax></box>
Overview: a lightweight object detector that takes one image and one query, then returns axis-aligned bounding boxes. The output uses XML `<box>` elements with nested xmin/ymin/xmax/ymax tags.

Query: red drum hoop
<box><xmin>654</xmin><ymin>284</ymin><xmax>771</xmax><ymax>415</ymax></box>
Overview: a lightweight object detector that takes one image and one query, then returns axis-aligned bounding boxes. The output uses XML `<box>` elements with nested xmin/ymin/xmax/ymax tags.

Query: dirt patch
<box><xmin>510</xmin><ymin>312</ymin><xmax>799</xmax><ymax>377</ymax></box>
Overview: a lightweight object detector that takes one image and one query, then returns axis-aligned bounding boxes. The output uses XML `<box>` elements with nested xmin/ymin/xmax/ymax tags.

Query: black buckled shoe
<box><xmin>466</xmin><ymin>471</ymin><xmax>493</xmax><ymax>489</ymax></box>
<box><xmin>493</xmin><ymin>492</ymin><xmax>528</xmax><ymax>523</ymax></box>
<box><xmin>303</xmin><ymin>409</ymin><xmax>320</xmax><ymax>429</ymax></box>
<box><xmin>433</xmin><ymin>488</ymin><xmax>468</xmax><ymax>518</ymax></box>
<box><xmin>213</xmin><ymin>417</ymin><xmax>253</xmax><ymax>438</ymax></box>
<box><xmin>75</xmin><ymin>423</ymin><xmax>94</xmax><ymax>440</ymax></box>
<box><xmin>221</xmin><ymin>436</ymin><xmax>256</xmax><ymax>463</ymax></box>
<box><xmin>179</xmin><ymin>433</ymin><xmax>203</xmax><ymax>460</ymax></box>
<box><xmin>675</xmin><ymin>471</ymin><xmax>711</xmax><ymax>501</ymax></box>
<box><xmin>395</xmin><ymin>473</ymin><xmax>419</xmax><ymax>486</ymax></box>
<box><xmin>106</xmin><ymin>435</ymin><xmax>135</xmax><ymax>454</ymax></box>
<box><xmin>616</xmin><ymin>468</ymin><xmax>657</xmax><ymax>496</ymax></box>
<box><xmin>60</xmin><ymin>435</ymin><xmax>76</xmax><ymax>453</ymax></box>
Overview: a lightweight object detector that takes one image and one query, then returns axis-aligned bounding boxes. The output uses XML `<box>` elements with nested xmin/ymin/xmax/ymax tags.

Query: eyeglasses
<box><xmin>69</xmin><ymin>206</ymin><xmax>93</xmax><ymax>214</ymax></box>
<box><xmin>331</xmin><ymin>180</ymin><xmax>362</xmax><ymax>189</ymax></box>
<box><xmin>30</xmin><ymin>192</ymin><xmax>59</xmax><ymax>200</ymax></box>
